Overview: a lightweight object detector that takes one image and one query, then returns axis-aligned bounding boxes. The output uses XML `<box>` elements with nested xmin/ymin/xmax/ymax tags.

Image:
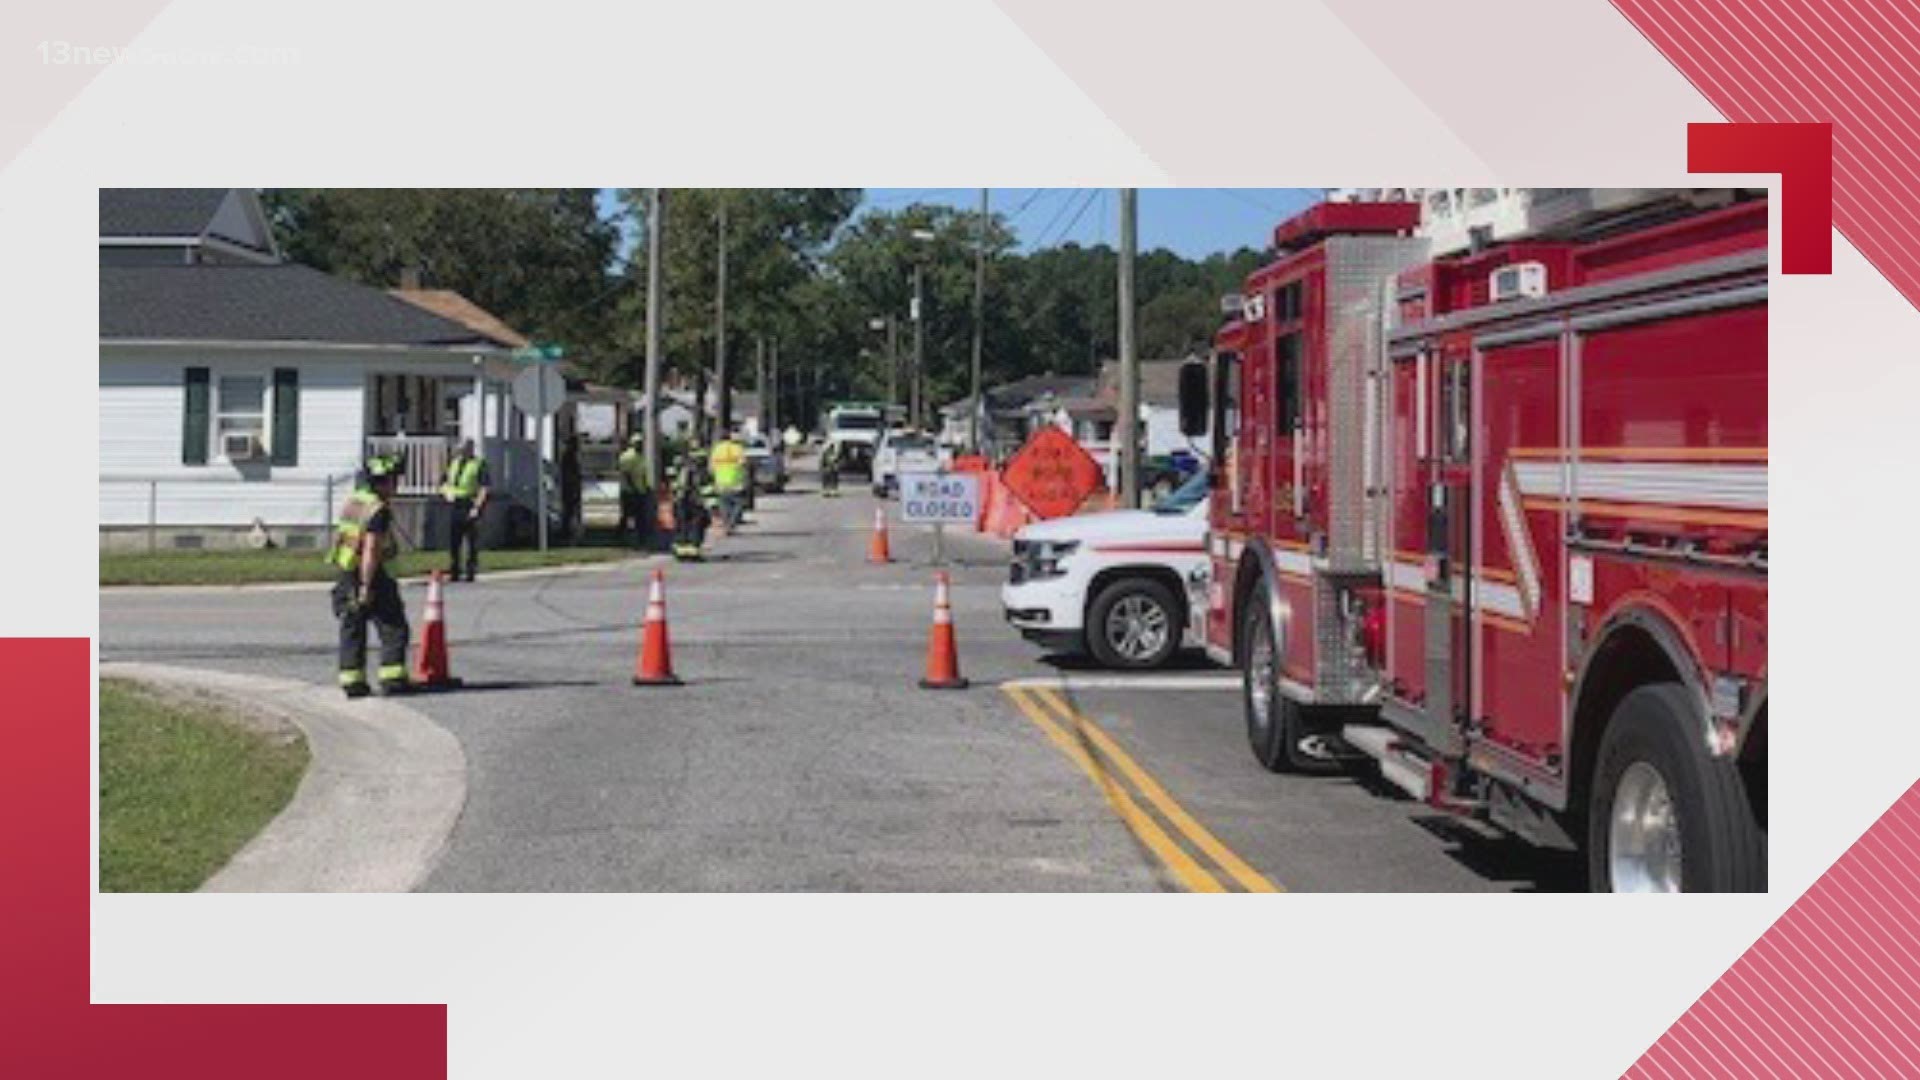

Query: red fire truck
<box><xmin>1180</xmin><ymin>192</ymin><xmax>1766</xmax><ymax>892</ymax></box>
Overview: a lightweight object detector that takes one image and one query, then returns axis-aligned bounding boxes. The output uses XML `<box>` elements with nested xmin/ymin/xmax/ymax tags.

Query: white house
<box><xmin>99</xmin><ymin>188</ymin><xmax>543</xmax><ymax>551</ymax></box>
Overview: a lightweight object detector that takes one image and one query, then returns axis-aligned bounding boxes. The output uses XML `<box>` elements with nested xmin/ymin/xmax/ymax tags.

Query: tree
<box><xmin>263</xmin><ymin>189</ymin><xmax>624</xmax><ymax>377</ymax></box>
<box><xmin>615</xmin><ymin>188</ymin><xmax>861</xmax><ymax>398</ymax></box>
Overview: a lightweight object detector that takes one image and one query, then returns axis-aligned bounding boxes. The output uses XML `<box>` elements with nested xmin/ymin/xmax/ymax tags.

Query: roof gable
<box><xmin>100</xmin><ymin>188</ymin><xmax>278</xmax><ymax>260</ymax></box>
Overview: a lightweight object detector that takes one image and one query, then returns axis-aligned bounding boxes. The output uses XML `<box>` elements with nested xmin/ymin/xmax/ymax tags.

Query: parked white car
<box><xmin>1001</xmin><ymin>471</ymin><xmax>1211</xmax><ymax>669</ymax></box>
<box><xmin>872</xmin><ymin>430</ymin><xmax>946</xmax><ymax>497</ymax></box>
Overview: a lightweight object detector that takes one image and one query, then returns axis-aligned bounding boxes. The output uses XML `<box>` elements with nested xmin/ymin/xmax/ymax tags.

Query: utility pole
<box><xmin>911</xmin><ymin>260</ymin><xmax>925</xmax><ymax>429</ymax></box>
<box><xmin>713</xmin><ymin>195</ymin><xmax>729</xmax><ymax>439</ymax></box>
<box><xmin>770</xmin><ymin>337</ymin><xmax>780</xmax><ymax>432</ymax></box>
<box><xmin>643</xmin><ymin>188</ymin><xmax>665</xmax><ymax>490</ymax></box>
<box><xmin>1116</xmin><ymin>188</ymin><xmax>1140</xmax><ymax>508</ymax></box>
<box><xmin>755</xmin><ymin>336</ymin><xmax>767</xmax><ymax>437</ymax></box>
<box><xmin>886</xmin><ymin>315</ymin><xmax>898</xmax><ymax>409</ymax></box>
<box><xmin>970</xmin><ymin>188</ymin><xmax>988</xmax><ymax>453</ymax></box>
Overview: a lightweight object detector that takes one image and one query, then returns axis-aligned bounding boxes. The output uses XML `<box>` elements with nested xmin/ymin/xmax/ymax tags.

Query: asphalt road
<box><xmin>99</xmin><ymin>463</ymin><xmax>1579</xmax><ymax>892</ymax></box>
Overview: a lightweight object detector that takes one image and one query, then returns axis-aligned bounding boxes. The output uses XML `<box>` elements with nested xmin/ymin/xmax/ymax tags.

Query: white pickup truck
<box><xmin>1000</xmin><ymin>471</ymin><xmax>1210</xmax><ymax>669</ymax></box>
<box><xmin>871</xmin><ymin>430</ymin><xmax>947</xmax><ymax>497</ymax></box>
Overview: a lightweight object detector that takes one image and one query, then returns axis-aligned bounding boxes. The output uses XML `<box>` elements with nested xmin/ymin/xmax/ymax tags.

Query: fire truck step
<box><xmin>1342</xmin><ymin>724</ymin><xmax>1430</xmax><ymax>802</ymax></box>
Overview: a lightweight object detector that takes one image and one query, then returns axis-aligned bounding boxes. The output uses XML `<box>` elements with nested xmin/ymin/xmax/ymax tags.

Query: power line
<box><xmin>1212</xmin><ymin>187</ymin><xmax>1295</xmax><ymax>220</ymax></box>
<box><xmin>1007</xmin><ymin>188</ymin><xmax>1049</xmax><ymax>223</ymax></box>
<box><xmin>1047</xmin><ymin>188</ymin><xmax>1100</xmax><ymax>247</ymax></box>
<box><xmin>1030</xmin><ymin>188</ymin><xmax>1085</xmax><ymax>248</ymax></box>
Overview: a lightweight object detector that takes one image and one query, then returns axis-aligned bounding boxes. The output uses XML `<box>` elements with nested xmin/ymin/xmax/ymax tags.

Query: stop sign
<box><xmin>1002</xmin><ymin>426</ymin><xmax>1103</xmax><ymax>519</ymax></box>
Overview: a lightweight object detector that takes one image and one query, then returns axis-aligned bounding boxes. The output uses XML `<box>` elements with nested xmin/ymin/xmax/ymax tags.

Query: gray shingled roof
<box><xmin>101</xmin><ymin>264</ymin><xmax>498</xmax><ymax>347</ymax></box>
<box><xmin>99</xmin><ymin>188</ymin><xmax>232</xmax><ymax>238</ymax></box>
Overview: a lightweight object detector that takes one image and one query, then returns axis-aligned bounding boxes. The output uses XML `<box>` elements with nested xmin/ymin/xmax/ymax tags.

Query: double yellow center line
<box><xmin>1002</xmin><ymin>684</ymin><xmax>1279</xmax><ymax>893</ymax></box>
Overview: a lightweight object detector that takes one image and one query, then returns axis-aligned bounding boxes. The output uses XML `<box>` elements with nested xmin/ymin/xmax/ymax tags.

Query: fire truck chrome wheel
<box><xmin>1587</xmin><ymin>683</ymin><xmax>1766</xmax><ymax>893</ymax></box>
<box><xmin>1608</xmin><ymin>761</ymin><xmax>1683</xmax><ymax>894</ymax></box>
<box><xmin>1242</xmin><ymin>604</ymin><xmax>1284</xmax><ymax>771</ymax></box>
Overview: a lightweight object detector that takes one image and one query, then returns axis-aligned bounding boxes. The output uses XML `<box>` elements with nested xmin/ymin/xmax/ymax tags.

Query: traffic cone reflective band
<box><xmin>867</xmin><ymin>505</ymin><xmax>892</xmax><ymax>564</ymax></box>
<box><xmin>632</xmin><ymin>568</ymin><xmax>683</xmax><ymax>686</ymax></box>
<box><xmin>411</xmin><ymin>570</ymin><xmax>460</xmax><ymax>688</ymax></box>
<box><xmin>919</xmin><ymin>571</ymin><xmax>969</xmax><ymax>690</ymax></box>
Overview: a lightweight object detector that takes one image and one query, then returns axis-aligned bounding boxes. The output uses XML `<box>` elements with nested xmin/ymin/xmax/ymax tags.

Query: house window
<box><xmin>216</xmin><ymin>374</ymin><xmax>267</xmax><ymax>458</ymax></box>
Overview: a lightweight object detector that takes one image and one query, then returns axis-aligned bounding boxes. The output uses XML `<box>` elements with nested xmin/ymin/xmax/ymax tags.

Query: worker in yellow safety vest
<box><xmin>616</xmin><ymin>434</ymin><xmax>655</xmax><ymax>551</ymax></box>
<box><xmin>329</xmin><ymin>455</ymin><xmax>410</xmax><ymax>698</ymax></box>
<box><xmin>709</xmin><ymin>429</ymin><xmax>749</xmax><ymax>534</ymax></box>
<box><xmin>441</xmin><ymin>439</ymin><xmax>490</xmax><ymax>581</ymax></box>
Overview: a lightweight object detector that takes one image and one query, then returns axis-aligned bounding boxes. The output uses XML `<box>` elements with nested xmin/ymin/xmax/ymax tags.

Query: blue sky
<box><xmin>859</xmin><ymin>189</ymin><xmax>1319</xmax><ymax>257</ymax></box>
<box><xmin>599</xmin><ymin>189</ymin><xmax>1321</xmax><ymax>260</ymax></box>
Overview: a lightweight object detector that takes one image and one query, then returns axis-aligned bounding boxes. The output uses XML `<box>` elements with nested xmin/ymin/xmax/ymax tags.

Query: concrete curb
<box><xmin>101</xmin><ymin>662</ymin><xmax>468</xmax><ymax>893</ymax></box>
<box><xmin>99</xmin><ymin>554</ymin><xmax>661</xmax><ymax>597</ymax></box>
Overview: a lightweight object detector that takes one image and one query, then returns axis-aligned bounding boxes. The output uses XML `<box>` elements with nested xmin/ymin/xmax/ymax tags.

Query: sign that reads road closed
<box><xmin>899</xmin><ymin>472</ymin><xmax>980</xmax><ymax>524</ymax></box>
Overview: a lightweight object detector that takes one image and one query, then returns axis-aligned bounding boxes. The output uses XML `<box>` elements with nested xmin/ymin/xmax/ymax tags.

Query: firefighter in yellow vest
<box><xmin>672</xmin><ymin>443</ymin><xmax>713</xmax><ymax>560</ymax></box>
<box><xmin>441</xmin><ymin>439</ymin><xmax>490</xmax><ymax>582</ymax></box>
<box><xmin>329</xmin><ymin>456</ymin><xmax>410</xmax><ymax>698</ymax></box>
<box><xmin>709</xmin><ymin>428</ymin><xmax>749</xmax><ymax>534</ymax></box>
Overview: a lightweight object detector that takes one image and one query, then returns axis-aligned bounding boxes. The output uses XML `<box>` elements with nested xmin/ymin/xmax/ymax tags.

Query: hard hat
<box><xmin>365</xmin><ymin>454</ymin><xmax>400</xmax><ymax>479</ymax></box>
<box><xmin>629</xmin><ymin>433</ymin><xmax>644</xmax><ymax>448</ymax></box>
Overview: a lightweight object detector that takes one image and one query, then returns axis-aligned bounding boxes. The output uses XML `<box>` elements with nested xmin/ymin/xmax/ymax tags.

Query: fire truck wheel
<box><xmin>1242</xmin><ymin>603</ymin><xmax>1340</xmax><ymax>775</ymax></box>
<box><xmin>1586</xmin><ymin>684</ymin><xmax>1766</xmax><ymax>893</ymax></box>
<box><xmin>1087</xmin><ymin>578</ymin><xmax>1181</xmax><ymax>670</ymax></box>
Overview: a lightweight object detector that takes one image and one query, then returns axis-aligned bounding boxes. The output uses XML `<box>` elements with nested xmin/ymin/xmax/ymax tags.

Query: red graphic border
<box><xmin>2</xmin><ymin>639</ymin><xmax>445</xmax><ymax>1077</ymax></box>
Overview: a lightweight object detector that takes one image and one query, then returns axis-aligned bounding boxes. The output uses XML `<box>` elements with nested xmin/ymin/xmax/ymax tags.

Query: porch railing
<box><xmin>366</xmin><ymin>435</ymin><xmax>453</xmax><ymax>496</ymax></box>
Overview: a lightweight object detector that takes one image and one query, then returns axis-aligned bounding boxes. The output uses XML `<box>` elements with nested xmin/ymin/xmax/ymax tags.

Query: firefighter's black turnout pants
<box><xmin>332</xmin><ymin>572</ymin><xmax>409</xmax><ymax>683</ymax></box>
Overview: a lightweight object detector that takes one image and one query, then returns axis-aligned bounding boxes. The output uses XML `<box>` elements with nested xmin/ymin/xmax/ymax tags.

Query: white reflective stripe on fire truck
<box><xmin>1497</xmin><ymin>463</ymin><xmax>1542</xmax><ymax>621</ymax></box>
<box><xmin>1473</xmin><ymin>578</ymin><xmax>1529</xmax><ymax>622</ymax></box>
<box><xmin>1273</xmin><ymin>546</ymin><xmax>1311</xmax><ymax>577</ymax></box>
<box><xmin>1511</xmin><ymin>460</ymin><xmax>1767</xmax><ymax>510</ymax></box>
<box><xmin>1387</xmin><ymin>559</ymin><xmax>1426</xmax><ymax>595</ymax></box>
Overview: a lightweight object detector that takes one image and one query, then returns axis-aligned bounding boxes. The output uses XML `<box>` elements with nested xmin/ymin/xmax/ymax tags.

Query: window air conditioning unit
<box><xmin>222</xmin><ymin>432</ymin><xmax>263</xmax><ymax>460</ymax></box>
<box><xmin>1489</xmin><ymin>262</ymin><xmax>1547</xmax><ymax>302</ymax></box>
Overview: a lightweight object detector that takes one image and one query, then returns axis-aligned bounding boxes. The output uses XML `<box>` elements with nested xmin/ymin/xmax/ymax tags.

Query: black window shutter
<box><xmin>271</xmin><ymin>368</ymin><xmax>300</xmax><ymax>466</ymax></box>
<box><xmin>182</xmin><ymin>367</ymin><xmax>210</xmax><ymax>465</ymax></box>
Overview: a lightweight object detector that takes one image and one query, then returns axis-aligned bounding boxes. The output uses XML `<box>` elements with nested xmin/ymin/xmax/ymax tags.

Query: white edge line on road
<box><xmin>999</xmin><ymin>674</ymin><xmax>1241</xmax><ymax>692</ymax></box>
<box><xmin>101</xmin><ymin>662</ymin><xmax>468</xmax><ymax>893</ymax></box>
<box><xmin>99</xmin><ymin>555</ymin><xmax>661</xmax><ymax>597</ymax></box>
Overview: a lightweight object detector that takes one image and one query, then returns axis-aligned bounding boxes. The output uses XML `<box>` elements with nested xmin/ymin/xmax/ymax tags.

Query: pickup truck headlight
<box><xmin>1012</xmin><ymin>539</ymin><xmax>1079</xmax><ymax>582</ymax></box>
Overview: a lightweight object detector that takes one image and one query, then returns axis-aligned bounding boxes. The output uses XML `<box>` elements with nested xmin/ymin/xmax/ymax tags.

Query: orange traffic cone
<box><xmin>411</xmin><ymin>571</ymin><xmax>461</xmax><ymax>689</ymax></box>
<box><xmin>867</xmin><ymin>505</ymin><xmax>893</xmax><ymax>564</ymax></box>
<box><xmin>632</xmin><ymin>568</ymin><xmax>683</xmax><ymax>686</ymax></box>
<box><xmin>919</xmin><ymin>571</ymin><xmax>969</xmax><ymax>690</ymax></box>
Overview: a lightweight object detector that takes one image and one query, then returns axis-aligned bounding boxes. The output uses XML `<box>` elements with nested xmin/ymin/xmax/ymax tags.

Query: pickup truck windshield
<box><xmin>833</xmin><ymin>415</ymin><xmax>881</xmax><ymax>431</ymax></box>
<box><xmin>1151</xmin><ymin>470</ymin><xmax>1209</xmax><ymax>515</ymax></box>
<box><xmin>889</xmin><ymin>435</ymin><xmax>935</xmax><ymax>452</ymax></box>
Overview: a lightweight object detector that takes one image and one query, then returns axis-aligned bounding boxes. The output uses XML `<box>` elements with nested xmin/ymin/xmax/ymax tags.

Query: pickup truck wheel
<box><xmin>1587</xmin><ymin>684</ymin><xmax>1766</xmax><ymax>893</ymax></box>
<box><xmin>1241</xmin><ymin>602</ymin><xmax>1339</xmax><ymax>775</ymax></box>
<box><xmin>1087</xmin><ymin>578</ymin><xmax>1180</xmax><ymax>670</ymax></box>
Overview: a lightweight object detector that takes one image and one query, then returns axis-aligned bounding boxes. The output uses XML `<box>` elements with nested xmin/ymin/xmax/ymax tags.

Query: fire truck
<box><xmin>1179</xmin><ymin>191</ymin><xmax>1766</xmax><ymax>892</ymax></box>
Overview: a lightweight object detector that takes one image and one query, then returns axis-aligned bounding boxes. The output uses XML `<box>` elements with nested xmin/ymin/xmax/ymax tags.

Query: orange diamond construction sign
<box><xmin>1001</xmin><ymin>426</ymin><xmax>1103</xmax><ymax>519</ymax></box>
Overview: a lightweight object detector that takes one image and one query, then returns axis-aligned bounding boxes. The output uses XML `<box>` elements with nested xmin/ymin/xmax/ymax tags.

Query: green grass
<box><xmin>101</xmin><ymin>544</ymin><xmax>635</xmax><ymax>586</ymax></box>
<box><xmin>99</xmin><ymin>679</ymin><xmax>311</xmax><ymax>892</ymax></box>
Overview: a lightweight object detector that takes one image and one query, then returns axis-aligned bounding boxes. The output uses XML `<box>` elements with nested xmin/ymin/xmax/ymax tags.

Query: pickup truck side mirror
<box><xmin>1177</xmin><ymin>359</ymin><xmax>1209</xmax><ymax>438</ymax></box>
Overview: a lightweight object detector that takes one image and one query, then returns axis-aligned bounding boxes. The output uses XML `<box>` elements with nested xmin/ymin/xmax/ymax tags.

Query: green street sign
<box><xmin>512</xmin><ymin>344</ymin><xmax>566</xmax><ymax>362</ymax></box>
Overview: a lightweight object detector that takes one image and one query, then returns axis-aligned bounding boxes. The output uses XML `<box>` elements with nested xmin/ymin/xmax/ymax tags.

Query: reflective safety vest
<box><xmin>328</xmin><ymin>489</ymin><xmax>396</xmax><ymax>573</ymax></box>
<box><xmin>617</xmin><ymin>447</ymin><xmax>652</xmax><ymax>492</ymax></box>
<box><xmin>710</xmin><ymin>440</ymin><xmax>747</xmax><ymax>493</ymax></box>
<box><xmin>441</xmin><ymin>456</ymin><xmax>484</xmax><ymax>501</ymax></box>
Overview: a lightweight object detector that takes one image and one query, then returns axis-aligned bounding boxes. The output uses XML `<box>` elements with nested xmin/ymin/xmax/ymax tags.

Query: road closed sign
<box><xmin>899</xmin><ymin>472</ymin><xmax>979</xmax><ymax>524</ymax></box>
